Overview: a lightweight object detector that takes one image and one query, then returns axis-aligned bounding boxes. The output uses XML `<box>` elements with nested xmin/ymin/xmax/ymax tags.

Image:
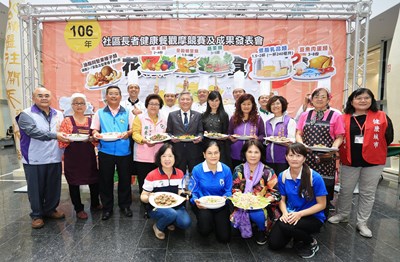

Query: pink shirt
<box><xmin>296</xmin><ymin>109</ymin><xmax>345</xmax><ymax>140</ymax></box>
<box><xmin>90</xmin><ymin>105</ymin><xmax>135</xmax><ymax>131</ymax></box>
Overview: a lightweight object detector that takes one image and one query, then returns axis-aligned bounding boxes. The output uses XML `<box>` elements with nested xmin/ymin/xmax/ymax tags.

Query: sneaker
<box><xmin>76</xmin><ymin>211</ymin><xmax>88</xmax><ymax>220</ymax></box>
<box><xmin>356</xmin><ymin>223</ymin><xmax>372</xmax><ymax>238</ymax></box>
<box><xmin>255</xmin><ymin>230</ymin><xmax>267</xmax><ymax>245</ymax></box>
<box><xmin>296</xmin><ymin>238</ymin><xmax>319</xmax><ymax>259</ymax></box>
<box><xmin>46</xmin><ymin>210</ymin><xmax>65</xmax><ymax>219</ymax></box>
<box><xmin>167</xmin><ymin>225</ymin><xmax>175</xmax><ymax>231</ymax></box>
<box><xmin>31</xmin><ymin>218</ymin><xmax>44</xmax><ymax>229</ymax></box>
<box><xmin>328</xmin><ymin>214</ymin><xmax>349</xmax><ymax>224</ymax></box>
<box><xmin>153</xmin><ymin>224</ymin><xmax>165</xmax><ymax>240</ymax></box>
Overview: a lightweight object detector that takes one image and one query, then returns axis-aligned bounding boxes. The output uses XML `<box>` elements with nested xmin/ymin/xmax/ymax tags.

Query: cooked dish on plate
<box><xmin>154</xmin><ymin>193</ymin><xmax>177</xmax><ymax>207</ymax></box>
<box><xmin>229</xmin><ymin>192</ymin><xmax>270</xmax><ymax>210</ymax></box>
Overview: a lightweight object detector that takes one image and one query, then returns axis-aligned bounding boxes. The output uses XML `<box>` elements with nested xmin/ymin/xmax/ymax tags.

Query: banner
<box><xmin>4</xmin><ymin>0</ymin><xmax>24</xmax><ymax>162</ymax></box>
<box><xmin>42</xmin><ymin>19</ymin><xmax>346</xmax><ymax>116</ymax></box>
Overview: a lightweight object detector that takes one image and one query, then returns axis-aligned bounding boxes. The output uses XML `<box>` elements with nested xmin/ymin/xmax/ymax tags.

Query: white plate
<box><xmin>139</xmin><ymin>67</ymin><xmax>176</xmax><ymax>76</ymax></box>
<box><xmin>98</xmin><ymin>132</ymin><xmax>121</xmax><ymax>142</ymax></box>
<box><xmin>307</xmin><ymin>146</ymin><xmax>338</xmax><ymax>152</ymax></box>
<box><xmin>264</xmin><ymin>136</ymin><xmax>291</xmax><ymax>145</ymax></box>
<box><xmin>149</xmin><ymin>192</ymin><xmax>186</xmax><ymax>209</ymax></box>
<box><xmin>204</xmin><ymin>133</ymin><xmax>229</xmax><ymax>139</ymax></box>
<box><xmin>232</xmin><ymin>135</ymin><xmax>254</xmax><ymax>141</ymax></box>
<box><xmin>199</xmin><ymin>69</ymin><xmax>232</xmax><ymax>76</ymax></box>
<box><xmin>146</xmin><ymin>133</ymin><xmax>171</xmax><ymax>144</ymax></box>
<box><xmin>292</xmin><ymin>70</ymin><xmax>336</xmax><ymax>82</ymax></box>
<box><xmin>249</xmin><ymin>71</ymin><xmax>294</xmax><ymax>81</ymax></box>
<box><xmin>67</xmin><ymin>134</ymin><xmax>89</xmax><ymax>142</ymax></box>
<box><xmin>198</xmin><ymin>196</ymin><xmax>226</xmax><ymax>209</ymax></box>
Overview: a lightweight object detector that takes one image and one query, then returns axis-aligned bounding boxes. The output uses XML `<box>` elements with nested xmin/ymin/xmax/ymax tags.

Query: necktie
<box><xmin>184</xmin><ymin>112</ymin><xmax>189</xmax><ymax>130</ymax></box>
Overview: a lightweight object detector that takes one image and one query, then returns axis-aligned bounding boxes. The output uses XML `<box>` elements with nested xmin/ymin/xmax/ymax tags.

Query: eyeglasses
<box><xmin>148</xmin><ymin>103</ymin><xmax>160</xmax><ymax>107</ymax></box>
<box><xmin>72</xmin><ymin>103</ymin><xmax>86</xmax><ymax>106</ymax></box>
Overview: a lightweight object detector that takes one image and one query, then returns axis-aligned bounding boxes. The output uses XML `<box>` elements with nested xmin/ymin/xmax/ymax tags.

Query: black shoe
<box><xmin>296</xmin><ymin>238</ymin><xmax>319</xmax><ymax>259</ymax></box>
<box><xmin>102</xmin><ymin>211</ymin><xmax>113</xmax><ymax>220</ymax></box>
<box><xmin>121</xmin><ymin>208</ymin><xmax>133</xmax><ymax>217</ymax></box>
<box><xmin>255</xmin><ymin>230</ymin><xmax>267</xmax><ymax>245</ymax></box>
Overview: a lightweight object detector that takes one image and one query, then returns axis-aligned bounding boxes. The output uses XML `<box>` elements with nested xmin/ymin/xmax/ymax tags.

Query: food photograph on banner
<box><xmin>42</xmin><ymin>19</ymin><xmax>346</xmax><ymax>115</ymax></box>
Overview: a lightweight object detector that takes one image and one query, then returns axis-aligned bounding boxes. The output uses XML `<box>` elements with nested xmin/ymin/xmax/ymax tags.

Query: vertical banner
<box><xmin>4</xmin><ymin>0</ymin><xmax>25</xmax><ymax>163</ymax></box>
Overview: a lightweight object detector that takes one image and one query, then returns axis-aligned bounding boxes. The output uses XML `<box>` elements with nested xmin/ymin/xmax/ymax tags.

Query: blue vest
<box><xmin>98</xmin><ymin>106</ymin><xmax>130</xmax><ymax>156</ymax></box>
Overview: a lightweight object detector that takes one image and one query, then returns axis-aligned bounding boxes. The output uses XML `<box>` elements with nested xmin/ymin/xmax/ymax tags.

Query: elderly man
<box><xmin>167</xmin><ymin>91</ymin><xmax>203</xmax><ymax>173</ymax></box>
<box><xmin>121</xmin><ymin>70</ymin><xmax>146</xmax><ymax>116</ymax></box>
<box><xmin>17</xmin><ymin>87</ymin><xmax>69</xmax><ymax>229</ymax></box>
<box><xmin>92</xmin><ymin>86</ymin><xmax>134</xmax><ymax>220</ymax></box>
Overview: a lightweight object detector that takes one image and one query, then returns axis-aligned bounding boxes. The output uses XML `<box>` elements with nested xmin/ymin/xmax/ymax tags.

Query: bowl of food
<box><xmin>198</xmin><ymin>195</ymin><xmax>226</xmax><ymax>209</ymax></box>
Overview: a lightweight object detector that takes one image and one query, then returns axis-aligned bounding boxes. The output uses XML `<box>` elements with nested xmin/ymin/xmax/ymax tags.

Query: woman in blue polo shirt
<box><xmin>191</xmin><ymin>141</ymin><xmax>233</xmax><ymax>243</ymax></box>
<box><xmin>268</xmin><ymin>143</ymin><xmax>327</xmax><ymax>259</ymax></box>
<box><xmin>140</xmin><ymin>143</ymin><xmax>191</xmax><ymax>240</ymax></box>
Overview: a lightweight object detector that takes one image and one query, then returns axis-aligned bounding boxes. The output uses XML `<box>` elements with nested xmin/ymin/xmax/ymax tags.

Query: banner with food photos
<box><xmin>42</xmin><ymin>19</ymin><xmax>346</xmax><ymax>116</ymax></box>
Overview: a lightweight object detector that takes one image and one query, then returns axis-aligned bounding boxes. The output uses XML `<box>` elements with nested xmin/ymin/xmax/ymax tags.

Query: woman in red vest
<box><xmin>328</xmin><ymin>88</ymin><xmax>393</xmax><ymax>238</ymax></box>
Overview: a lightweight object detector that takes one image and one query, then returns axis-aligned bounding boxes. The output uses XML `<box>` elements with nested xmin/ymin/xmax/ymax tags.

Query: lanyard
<box><xmin>352</xmin><ymin>116</ymin><xmax>366</xmax><ymax>135</ymax></box>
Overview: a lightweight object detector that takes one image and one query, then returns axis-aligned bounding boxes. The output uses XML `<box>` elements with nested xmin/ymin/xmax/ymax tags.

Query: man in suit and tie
<box><xmin>167</xmin><ymin>91</ymin><xmax>203</xmax><ymax>173</ymax></box>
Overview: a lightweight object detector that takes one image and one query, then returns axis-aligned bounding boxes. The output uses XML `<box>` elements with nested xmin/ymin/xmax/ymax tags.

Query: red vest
<box><xmin>340</xmin><ymin>111</ymin><xmax>388</xmax><ymax>165</ymax></box>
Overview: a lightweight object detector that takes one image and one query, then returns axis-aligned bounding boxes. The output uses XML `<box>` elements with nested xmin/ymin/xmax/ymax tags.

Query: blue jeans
<box><xmin>249</xmin><ymin>209</ymin><xmax>266</xmax><ymax>231</ymax></box>
<box><xmin>149</xmin><ymin>206</ymin><xmax>191</xmax><ymax>231</ymax></box>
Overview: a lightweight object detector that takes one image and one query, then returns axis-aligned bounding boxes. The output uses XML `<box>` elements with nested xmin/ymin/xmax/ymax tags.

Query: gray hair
<box><xmin>178</xmin><ymin>91</ymin><xmax>193</xmax><ymax>101</ymax></box>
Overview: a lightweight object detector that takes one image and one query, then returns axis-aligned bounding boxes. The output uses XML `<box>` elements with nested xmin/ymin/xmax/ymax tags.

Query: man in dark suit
<box><xmin>167</xmin><ymin>91</ymin><xmax>203</xmax><ymax>173</ymax></box>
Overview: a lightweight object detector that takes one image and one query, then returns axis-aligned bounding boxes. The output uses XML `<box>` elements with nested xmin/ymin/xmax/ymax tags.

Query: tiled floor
<box><xmin>0</xmin><ymin>146</ymin><xmax>399</xmax><ymax>261</ymax></box>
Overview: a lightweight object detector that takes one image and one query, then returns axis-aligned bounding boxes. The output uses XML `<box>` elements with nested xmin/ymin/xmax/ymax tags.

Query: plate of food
<box><xmin>175</xmin><ymin>56</ymin><xmax>199</xmax><ymax>75</ymax></box>
<box><xmin>231</xmin><ymin>134</ymin><xmax>254</xmax><ymax>141</ymax></box>
<box><xmin>174</xmin><ymin>135</ymin><xmax>200</xmax><ymax>142</ymax></box>
<box><xmin>86</xmin><ymin>65</ymin><xmax>122</xmax><ymax>90</ymax></box>
<box><xmin>198</xmin><ymin>195</ymin><xmax>226</xmax><ymax>209</ymax></box>
<box><xmin>97</xmin><ymin>132</ymin><xmax>122</xmax><ymax>142</ymax></box>
<box><xmin>265</xmin><ymin>136</ymin><xmax>292</xmax><ymax>144</ymax></box>
<box><xmin>149</xmin><ymin>192</ymin><xmax>186</xmax><ymax>209</ymax></box>
<box><xmin>67</xmin><ymin>134</ymin><xmax>89</xmax><ymax>142</ymax></box>
<box><xmin>229</xmin><ymin>192</ymin><xmax>270</xmax><ymax>210</ymax></box>
<box><xmin>307</xmin><ymin>144</ymin><xmax>338</xmax><ymax>152</ymax></box>
<box><xmin>204</xmin><ymin>132</ymin><xmax>229</xmax><ymax>139</ymax></box>
<box><xmin>146</xmin><ymin>133</ymin><xmax>171</xmax><ymax>144</ymax></box>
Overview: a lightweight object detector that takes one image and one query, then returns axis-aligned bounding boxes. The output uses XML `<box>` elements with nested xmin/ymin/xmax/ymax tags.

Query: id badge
<box><xmin>354</xmin><ymin>135</ymin><xmax>364</xmax><ymax>144</ymax></box>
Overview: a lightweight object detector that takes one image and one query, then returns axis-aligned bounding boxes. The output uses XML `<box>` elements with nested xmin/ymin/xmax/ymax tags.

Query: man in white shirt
<box><xmin>154</xmin><ymin>75</ymin><xmax>179</xmax><ymax>119</ymax></box>
<box><xmin>224</xmin><ymin>71</ymin><xmax>246</xmax><ymax>118</ymax></box>
<box><xmin>120</xmin><ymin>70</ymin><xmax>146</xmax><ymax>116</ymax></box>
<box><xmin>191</xmin><ymin>75</ymin><xmax>210</xmax><ymax>113</ymax></box>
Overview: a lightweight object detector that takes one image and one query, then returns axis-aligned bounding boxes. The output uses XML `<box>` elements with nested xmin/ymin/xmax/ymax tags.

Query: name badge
<box><xmin>354</xmin><ymin>135</ymin><xmax>364</xmax><ymax>144</ymax></box>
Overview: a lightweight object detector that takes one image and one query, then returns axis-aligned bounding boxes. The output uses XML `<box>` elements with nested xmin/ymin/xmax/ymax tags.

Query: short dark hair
<box><xmin>202</xmin><ymin>140</ymin><xmax>220</xmax><ymax>153</ymax></box>
<box><xmin>106</xmin><ymin>86</ymin><xmax>121</xmax><ymax>95</ymax></box>
<box><xmin>266</xmin><ymin>95</ymin><xmax>288</xmax><ymax>113</ymax></box>
<box><xmin>154</xmin><ymin>143</ymin><xmax>177</xmax><ymax>168</ymax></box>
<box><xmin>344</xmin><ymin>88</ymin><xmax>378</xmax><ymax>114</ymax></box>
<box><xmin>145</xmin><ymin>94</ymin><xmax>164</xmax><ymax>109</ymax></box>
<box><xmin>240</xmin><ymin>139</ymin><xmax>266</xmax><ymax>164</ymax></box>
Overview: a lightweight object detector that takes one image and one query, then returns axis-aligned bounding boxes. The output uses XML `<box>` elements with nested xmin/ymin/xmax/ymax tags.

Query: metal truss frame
<box><xmin>18</xmin><ymin>0</ymin><xmax>372</xmax><ymax>106</ymax></box>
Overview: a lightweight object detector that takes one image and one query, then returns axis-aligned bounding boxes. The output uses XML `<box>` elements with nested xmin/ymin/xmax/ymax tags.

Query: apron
<box><xmin>64</xmin><ymin>116</ymin><xmax>99</xmax><ymax>185</ymax></box>
<box><xmin>302</xmin><ymin>110</ymin><xmax>336</xmax><ymax>179</ymax></box>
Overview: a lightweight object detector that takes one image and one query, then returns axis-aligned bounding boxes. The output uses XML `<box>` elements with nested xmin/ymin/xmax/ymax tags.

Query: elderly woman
<box><xmin>140</xmin><ymin>143</ymin><xmax>191</xmax><ymax>240</ymax></box>
<box><xmin>132</xmin><ymin>94</ymin><xmax>166</xmax><ymax>194</ymax></box>
<box><xmin>191</xmin><ymin>141</ymin><xmax>233</xmax><ymax>243</ymax></box>
<box><xmin>202</xmin><ymin>91</ymin><xmax>231</xmax><ymax>168</ymax></box>
<box><xmin>231</xmin><ymin>140</ymin><xmax>281</xmax><ymax>245</ymax></box>
<box><xmin>59</xmin><ymin>93</ymin><xmax>101</xmax><ymax>219</ymax></box>
<box><xmin>295</xmin><ymin>87</ymin><xmax>344</xmax><ymax>218</ymax></box>
<box><xmin>328</xmin><ymin>88</ymin><xmax>393</xmax><ymax>238</ymax></box>
<box><xmin>229</xmin><ymin>94</ymin><xmax>265</xmax><ymax>169</ymax></box>
<box><xmin>268</xmin><ymin>143</ymin><xmax>327</xmax><ymax>259</ymax></box>
<box><xmin>265</xmin><ymin>96</ymin><xmax>296</xmax><ymax>175</ymax></box>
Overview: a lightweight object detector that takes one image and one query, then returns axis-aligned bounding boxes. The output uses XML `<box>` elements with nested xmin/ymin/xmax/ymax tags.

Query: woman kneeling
<box><xmin>268</xmin><ymin>143</ymin><xmax>327</xmax><ymax>259</ymax></box>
